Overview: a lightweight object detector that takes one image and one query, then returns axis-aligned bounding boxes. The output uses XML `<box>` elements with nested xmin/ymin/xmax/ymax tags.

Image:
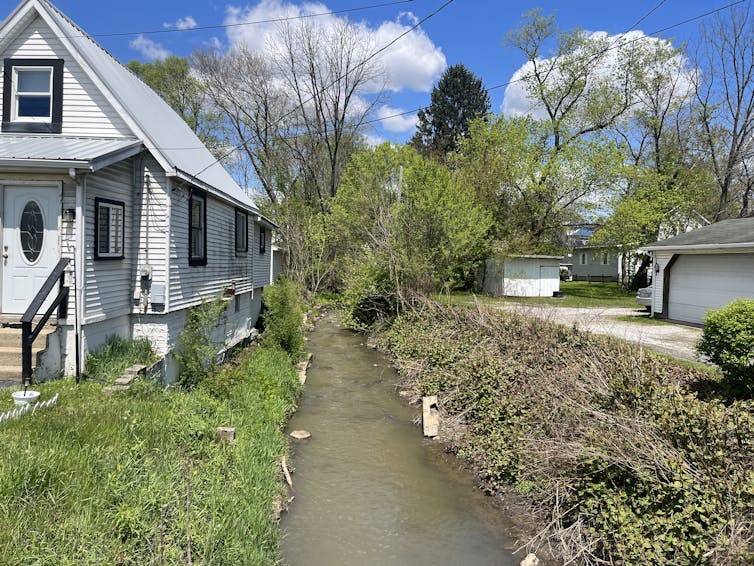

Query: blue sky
<box><xmin>3</xmin><ymin>0</ymin><xmax>740</xmax><ymax>143</ymax></box>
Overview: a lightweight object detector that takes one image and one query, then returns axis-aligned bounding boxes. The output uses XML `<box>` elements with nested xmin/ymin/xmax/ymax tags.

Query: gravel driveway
<box><xmin>502</xmin><ymin>305</ymin><xmax>703</xmax><ymax>362</ymax></box>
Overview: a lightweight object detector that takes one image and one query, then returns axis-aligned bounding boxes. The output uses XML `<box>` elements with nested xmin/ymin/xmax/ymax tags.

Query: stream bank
<box><xmin>281</xmin><ymin>314</ymin><xmax>520</xmax><ymax>565</ymax></box>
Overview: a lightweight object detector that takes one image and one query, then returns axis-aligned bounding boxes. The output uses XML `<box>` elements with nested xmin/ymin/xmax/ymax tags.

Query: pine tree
<box><xmin>411</xmin><ymin>64</ymin><xmax>491</xmax><ymax>158</ymax></box>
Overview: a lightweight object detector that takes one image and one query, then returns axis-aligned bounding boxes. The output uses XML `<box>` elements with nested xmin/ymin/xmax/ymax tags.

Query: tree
<box><xmin>127</xmin><ymin>56</ymin><xmax>220</xmax><ymax>153</ymax></box>
<box><xmin>455</xmin><ymin>115</ymin><xmax>623</xmax><ymax>252</ymax></box>
<box><xmin>694</xmin><ymin>4</ymin><xmax>754</xmax><ymax>219</ymax></box>
<box><xmin>411</xmin><ymin>64</ymin><xmax>490</xmax><ymax>158</ymax></box>
<box><xmin>330</xmin><ymin>143</ymin><xmax>492</xmax><ymax>302</ymax></box>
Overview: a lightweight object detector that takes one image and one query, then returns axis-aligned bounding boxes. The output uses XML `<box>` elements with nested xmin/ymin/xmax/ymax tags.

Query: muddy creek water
<box><xmin>280</xmin><ymin>316</ymin><xmax>518</xmax><ymax>565</ymax></box>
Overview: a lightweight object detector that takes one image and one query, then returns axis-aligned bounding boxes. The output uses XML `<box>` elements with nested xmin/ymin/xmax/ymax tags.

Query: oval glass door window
<box><xmin>20</xmin><ymin>200</ymin><xmax>44</xmax><ymax>263</ymax></box>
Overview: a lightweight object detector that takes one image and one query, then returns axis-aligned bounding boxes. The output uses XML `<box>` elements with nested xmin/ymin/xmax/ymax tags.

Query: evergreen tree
<box><xmin>411</xmin><ymin>64</ymin><xmax>490</xmax><ymax>158</ymax></box>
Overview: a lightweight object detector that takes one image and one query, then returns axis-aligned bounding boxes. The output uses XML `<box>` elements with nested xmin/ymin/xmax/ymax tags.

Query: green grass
<box><xmin>0</xmin><ymin>346</ymin><xmax>300</xmax><ymax>564</ymax></box>
<box><xmin>85</xmin><ymin>336</ymin><xmax>158</xmax><ymax>383</ymax></box>
<box><xmin>436</xmin><ymin>281</ymin><xmax>637</xmax><ymax>309</ymax></box>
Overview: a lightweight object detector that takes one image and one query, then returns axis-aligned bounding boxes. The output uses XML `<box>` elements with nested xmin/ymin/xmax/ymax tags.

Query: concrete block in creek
<box><xmin>422</xmin><ymin>396</ymin><xmax>439</xmax><ymax>437</ymax></box>
<box><xmin>290</xmin><ymin>430</ymin><xmax>312</xmax><ymax>440</ymax></box>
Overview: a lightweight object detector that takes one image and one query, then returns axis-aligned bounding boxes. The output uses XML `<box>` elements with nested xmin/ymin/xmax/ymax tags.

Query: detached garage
<box><xmin>643</xmin><ymin>217</ymin><xmax>754</xmax><ymax>325</ymax></box>
<box><xmin>482</xmin><ymin>255</ymin><xmax>562</xmax><ymax>297</ymax></box>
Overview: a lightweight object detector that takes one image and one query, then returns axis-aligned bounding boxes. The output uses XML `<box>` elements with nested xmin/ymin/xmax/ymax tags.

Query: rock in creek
<box><xmin>520</xmin><ymin>553</ymin><xmax>539</xmax><ymax>566</ymax></box>
<box><xmin>290</xmin><ymin>430</ymin><xmax>312</xmax><ymax>440</ymax></box>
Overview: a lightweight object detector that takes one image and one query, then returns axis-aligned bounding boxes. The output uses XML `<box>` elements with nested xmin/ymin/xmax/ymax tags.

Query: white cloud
<box><xmin>376</xmin><ymin>104</ymin><xmax>418</xmax><ymax>132</ymax></box>
<box><xmin>129</xmin><ymin>35</ymin><xmax>171</xmax><ymax>60</ymax></box>
<box><xmin>176</xmin><ymin>16</ymin><xmax>198</xmax><ymax>30</ymax></box>
<box><xmin>224</xmin><ymin>1</ymin><xmax>445</xmax><ymax>93</ymax></box>
<box><xmin>364</xmin><ymin>133</ymin><xmax>387</xmax><ymax>147</ymax></box>
<box><xmin>502</xmin><ymin>31</ymin><xmax>694</xmax><ymax>118</ymax></box>
<box><xmin>163</xmin><ymin>16</ymin><xmax>198</xmax><ymax>30</ymax></box>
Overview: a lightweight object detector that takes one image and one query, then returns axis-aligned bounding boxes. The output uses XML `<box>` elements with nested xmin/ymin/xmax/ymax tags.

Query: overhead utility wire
<box><xmin>363</xmin><ymin>0</ymin><xmax>743</xmax><ymax>127</ymax></box>
<box><xmin>42</xmin><ymin>0</ymin><xmax>415</xmax><ymax>40</ymax></box>
<box><xmin>191</xmin><ymin>0</ymin><xmax>455</xmax><ymax>177</ymax></box>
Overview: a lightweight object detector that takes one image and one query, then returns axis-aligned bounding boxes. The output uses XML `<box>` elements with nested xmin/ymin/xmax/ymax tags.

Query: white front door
<box><xmin>2</xmin><ymin>186</ymin><xmax>61</xmax><ymax>314</ymax></box>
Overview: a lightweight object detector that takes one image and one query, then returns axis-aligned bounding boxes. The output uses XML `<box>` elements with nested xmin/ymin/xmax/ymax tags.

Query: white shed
<box><xmin>642</xmin><ymin>217</ymin><xmax>754</xmax><ymax>325</ymax></box>
<box><xmin>482</xmin><ymin>255</ymin><xmax>562</xmax><ymax>297</ymax></box>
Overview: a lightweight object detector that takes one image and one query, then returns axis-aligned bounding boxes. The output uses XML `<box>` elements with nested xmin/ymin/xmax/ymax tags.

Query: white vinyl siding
<box><xmin>169</xmin><ymin>190</ymin><xmax>254</xmax><ymax>311</ymax></box>
<box><xmin>252</xmin><ymin>222</ymin><xmax>271</xmax><ymax>288</ymax></box>
<box><xmin>666</xmin><ymin>253</ymin><xmax>754</xmax><ymax>324</ymax></box>
<box><xmin>0</xmin><ymin>15</ymin><xmax>132</xmax><ymax>137</ymax></box>
<box><xmin>83</xmin><ymin>160</ymin><xmax>135</xmax><ymax>322</ymax></box>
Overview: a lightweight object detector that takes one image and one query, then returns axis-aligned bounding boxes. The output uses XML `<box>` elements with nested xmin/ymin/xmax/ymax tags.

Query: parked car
<box><xmin>636</xmin><ymin>286</ymin><xmax>652</xmax><ymax>311</ymax></box>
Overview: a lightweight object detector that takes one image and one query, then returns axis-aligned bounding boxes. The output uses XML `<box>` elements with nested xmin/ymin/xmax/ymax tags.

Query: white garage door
<box><xmin>668</xmin><ymin>253</ymin><xmax>754</xmax><ymax>324</ymax></box>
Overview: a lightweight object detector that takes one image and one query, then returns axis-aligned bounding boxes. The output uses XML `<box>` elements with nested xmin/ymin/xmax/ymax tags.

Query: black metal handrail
<box><xmin>21</xmin><ymin>257</ymin><xmax>70</xmax><ymax>387</ymax></box>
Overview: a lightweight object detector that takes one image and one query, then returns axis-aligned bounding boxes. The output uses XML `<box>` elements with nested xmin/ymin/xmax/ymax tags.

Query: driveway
<box><xmin>502</xmin><ymin>305</ymin><xmax>703</xmax><ymax>362</ymax></box>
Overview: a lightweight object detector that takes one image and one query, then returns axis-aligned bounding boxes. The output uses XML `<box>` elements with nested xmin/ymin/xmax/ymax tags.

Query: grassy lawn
<box><xmin>436</xmin><ymin>281</ymin><xmax>637</xmax><ymax>309</ymax></box>
<box><xmin>0</xmin><ymin>345</ymin><xmax>300</xmax><ymax>564</ymax></box>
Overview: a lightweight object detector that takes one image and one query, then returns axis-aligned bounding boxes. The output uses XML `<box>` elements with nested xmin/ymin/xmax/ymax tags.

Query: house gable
<box><xmin>0</xmin><ymin>12</ymin><xmax>132</xmax><ymax>138</ymax></box>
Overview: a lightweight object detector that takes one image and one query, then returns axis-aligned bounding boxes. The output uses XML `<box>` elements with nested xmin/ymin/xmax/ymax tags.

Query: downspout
<box><xmin>74</xmin><ymin>172</ymin><xmax>86</xmax><ymax>382</ymax></box>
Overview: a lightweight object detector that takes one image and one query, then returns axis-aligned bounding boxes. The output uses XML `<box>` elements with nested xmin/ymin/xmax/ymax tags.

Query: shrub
<box><xmin>339</xmin><ymin>258</ymin><xmax>397</xmax><ymax>331</ymax></box>
<box><xmin>175</xmin><ymin>297</ymin><xmax>228</xmax><ymax>389</ymax></box>
<box><xmin>697</xmin><ymin>299</ymin><xmax>754</xmax><ymax>386</ymax></box>
<box><xmin>86</xmin><ymin>336</ymin><xmax>156</xmax><ymax>382</ymax></box>
<box><xmin>261</xmin><ymin>278</ymin><xmax>304</xmax><ymax>358</ymax></box>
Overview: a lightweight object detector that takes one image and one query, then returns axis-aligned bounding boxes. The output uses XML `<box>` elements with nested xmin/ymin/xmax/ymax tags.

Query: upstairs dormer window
<box><xmin>2</xmin><ymin>59</ymin><xmax>64</xmax><ymax>133</ymax></box>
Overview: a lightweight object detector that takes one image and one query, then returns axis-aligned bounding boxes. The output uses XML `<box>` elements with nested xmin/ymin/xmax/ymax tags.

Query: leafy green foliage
<box><xmin>331</xmin><ymin>143</ymin><xmax>492</xmax><ymax>327</ymax></box>
<box><xmin>175</xmin><ymin>297</ymin><xmax>229</xmax><ymax>389</ymax></box>
<box><xmin>85</xmin><ymin>336</ymin><xmax>157</xmax><ymax>382</ymax></box>
<box><xmin>0</xmin><ymin>345</ymin><xmax>300</xmax><ymax>564</ymax></box>
<box><xmin>261</xmin><ymin>278</ymin><xmax>305</xmax><ymax>358</ymax></box>
<box><xmin>411</xmin><ymin>63</ymin><xmax>491</xmax><ymax>158</ymax></box>
<box><xmin>697</xmin><ymin>299</ymin><xmax>754</xmax><ymax>388</ymax></box>
<box><xmin>384</xmin><ymin>303</ymin><xmax>754</xmax><ymax>564</ymax></box>
<box><xmin>454</xmin><ymin>115</ymin><xmax>623</xmax><ymax>252</ymax></box>
<box><xmin>127</xmin><ymin>56</ymin><xmax>221</xmax><ymax>154</ymax></box>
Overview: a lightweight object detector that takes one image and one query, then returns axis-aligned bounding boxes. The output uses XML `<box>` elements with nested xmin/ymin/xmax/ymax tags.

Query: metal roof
<box><xmin>643</xmin><ymin>217</ymin><xmax>754</xmax><ymax>250</ymax></box>
<box><xmin>0</xmin><ymin>0</ymin><xmax>261</xmax><ymax>214</ymax></box>
<box><xmin>0</xmin><ymin>136</ymin><xmax>142</xmax><ymax>170</ymax></box>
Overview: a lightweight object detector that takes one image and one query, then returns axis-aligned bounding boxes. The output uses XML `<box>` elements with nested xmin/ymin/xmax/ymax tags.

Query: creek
<box><xmin>280</xmin><ymin>315</ymin><xmax>518</xmax><ymax>565</ymax></box>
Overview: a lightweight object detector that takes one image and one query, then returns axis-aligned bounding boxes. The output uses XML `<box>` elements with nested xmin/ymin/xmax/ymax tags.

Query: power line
<box><xmin>368</xmin><ymin>0</ymin><xmax>742</xmax><ymax>128</ymax></box>
<box><xmin>41</xmin><ymin>0</ymin><xmax>415</xmax><ymax>40</ymax></box>
<box><xmin>144</xmin><ymin>0</ymin><xmax>742</xmax><ymax>150</ymax></box>
<box><xmin>192</xmin><ymin>0</ymin><xmax>456</xmax><ymax>177</ymax></box>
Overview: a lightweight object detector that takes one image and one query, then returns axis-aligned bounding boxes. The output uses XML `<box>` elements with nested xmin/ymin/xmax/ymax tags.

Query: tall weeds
<box><xmin>383</xmin><ymin>302</ymin><xmax>754</xmax><ymax>564</ymax></box>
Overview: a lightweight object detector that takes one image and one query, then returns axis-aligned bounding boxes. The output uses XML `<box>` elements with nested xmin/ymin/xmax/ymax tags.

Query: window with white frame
<box><xmin>189</xmin><ymin>189</ymin><xmax>207</xmax><ymax>265</ymax></box>
<box><xmin>259</xmin><ymin>225</ymin><xmax>266</xmax><ymax>254</ymax></box>
<box><xmin>235</xmin><ymin>209</ymin><xmax>248</xmax><ymax>253</ymax></box>
<box><xmin>95</xmin><ymin>198</ymin><xmax>125</xmax><ymax>260</ymax></box>
<box><xmin>580</xmin><ymin>252</ymin><xmax>587</xmax><ymax>265</ymax></box>
<box><xmin>601</xmin><ymin>251</ymin><xmax>609</xmax><ymax>265</ymax></box>
<box><xmin>2</xmin><ymin>59</ymin><xmax>63</xmax><ymax>133</ymax></box>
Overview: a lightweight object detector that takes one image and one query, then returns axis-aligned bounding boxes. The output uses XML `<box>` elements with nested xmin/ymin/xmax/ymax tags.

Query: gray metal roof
<box><xmin>0</xmin><ymin>0</ymin><xmax>260</xmax><ymax>214</ymax></box>
<box><xmin>643</xmin><ymin>217</ymin><xmax>754</xmax><ymax>250</ymax></box>
<box><xmin>0</xmin><ymin>135</ymin><xmax>142</xmax><ymax>170</ymax></box>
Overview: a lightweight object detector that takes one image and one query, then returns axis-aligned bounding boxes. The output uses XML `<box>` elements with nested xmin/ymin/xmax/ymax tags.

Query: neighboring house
<box><xmin>570</xmin><ymin>246</ymin><xmax>619</xmax><ymax>282</ymax></box>
<box><xmin>482</xmin><ymin>255</ymin><xmax>562</xmax><ymax>297</ymax></box>
<box><xmin>0</xmin><ymin>0</ymin><xmax>275</xmax><ymax>382</ymax></box>
<box><xmin>564</xmin><ymin>224</ymin><xmax>620</xmax><ymax>282</ymax></box>
<box><xmin>642</xmin><ymin>217</ymin><xmax>754</xmax><ymax>325</ymax></box>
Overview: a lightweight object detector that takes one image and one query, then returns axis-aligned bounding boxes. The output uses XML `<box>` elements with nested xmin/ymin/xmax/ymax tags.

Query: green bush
<box><xmin>340</xmin><ymin>257</ymin><xmax>397</xmax><ymax>331</ymax></box>
<box><xmin>261</xmin><ymin>278</ymin><xmax>304</xmax><ymax>358</ymax></box>
<box><xmin>697</xmin><ymin>299</ymin><xmax>754</xmax><ymax>385</ymax></box>
<box><xmin>175</xmin><ymin>297</ymin><xmax>228</xmax><ymax>389</ymax></box>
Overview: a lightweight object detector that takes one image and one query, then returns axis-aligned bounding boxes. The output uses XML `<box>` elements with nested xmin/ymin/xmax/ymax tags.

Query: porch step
<box><xmin>0</xmin><ymin>325</ymin><xmax>57</xmax><ymax>385</ymax></box>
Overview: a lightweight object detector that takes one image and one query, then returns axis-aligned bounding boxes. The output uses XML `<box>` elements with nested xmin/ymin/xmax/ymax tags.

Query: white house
<box><xmin>642</xmin><ymin>217</ymin><xmax>754</xmax><ymax>325</ymax></box>
<box><xmin>482</xmin><ymin>255</ymin><xmax>562</xmax><ymax>297</ymax></box>
<box><xmin>0</xmin><ymin>0</ymin><xmax>275</xmax><ymax>383</ymax></box>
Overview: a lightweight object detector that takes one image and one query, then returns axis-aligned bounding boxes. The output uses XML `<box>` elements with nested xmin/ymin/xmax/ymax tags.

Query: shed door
<box><xmin>667</xmin><ymin>253</ymin><xmax>754</xmax><ymax>324</ymax></box>
<box><xmin>2</xmin><ymin>187</ymin><xmax>61</xmax><ymax>314</ymax></box>
<box><xmin>539</xmin><ymin>265</ymin><xmax>560</xmax><ymax>297</ymax></box>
